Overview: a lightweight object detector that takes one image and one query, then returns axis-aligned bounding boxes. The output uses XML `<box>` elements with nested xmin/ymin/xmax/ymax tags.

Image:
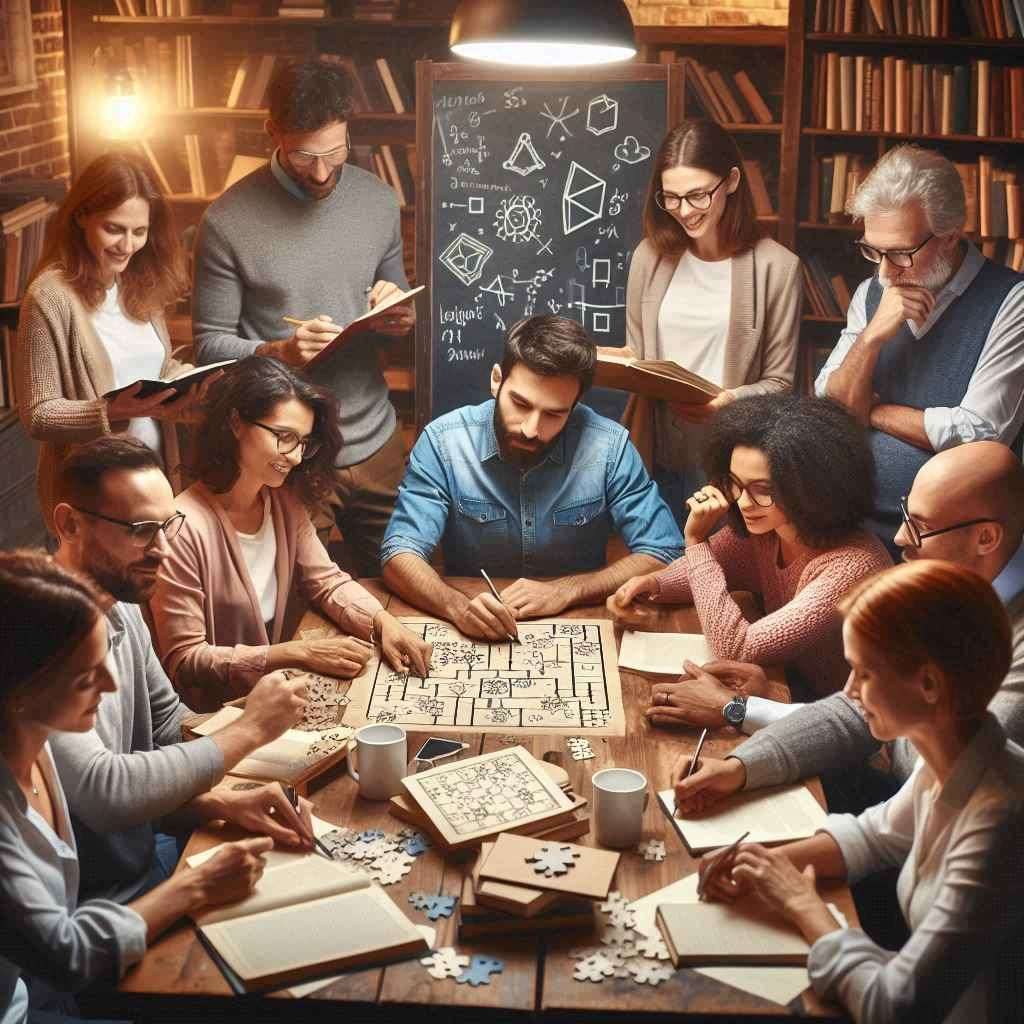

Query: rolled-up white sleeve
<box><xmin>922</xmin><ymin>280</ymin><xmax>1024</xmax><ymax>451</ymax></box>
<box><xmin>814</xmin><ymin>278</ymin><xmax>872</xmax><ymax>398</ymax></box>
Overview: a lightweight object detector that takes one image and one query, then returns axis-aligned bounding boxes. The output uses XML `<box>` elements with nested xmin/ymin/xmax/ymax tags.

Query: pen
<box><xmin>696</xmin><ymin>829</ymin><xmax>750</xmax><ymax>901</ymax></box>
<box><xmin>281</xmin><ymin>782</ymin><xmax>333</xmax><ymax>860</ymax></box>
<box><xmin>675</xmin><ymin>726</ymin><xmax>709</xmax><ymax>817</ymax></box>
<box><xmin>479</xmin><ymin>568</ymin><xmax>519</xmax><ymax>643</ymax></box>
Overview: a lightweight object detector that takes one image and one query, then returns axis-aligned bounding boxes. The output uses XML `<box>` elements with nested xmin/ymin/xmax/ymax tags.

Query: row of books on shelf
<box><xmin>802</xmin><ymin>254</ymin><xmax>856</xmax><ymax>319</ymax></box>
<box><xmin>112</xmin><ymin>0</ymin><xmax>197</xmax><ymax>13</ymax></box>
<box><xmin>808</xmin><ymin>152</ymin><xmax>1022</xmax><ymax>240</ymax></box>
<box><xmin>0</xmin><ymin>194</ymin><xmax>58</xmax><ymax>306</ymax></box>
<box><xmin>661</xmin><ymin>55</ymin><xmax>778</xmax><ymax>126</ymax></box>
<box><xmin>350</xmin><ymin>143</ymin><xmax>416</xmax><ymax>206</ymax></box>
<box><xmin>811</xmin><ymin>0</ymin><xmax>1024</xmax><ymax>38</ymax></box>
<box><xmin>811</xmin><ymin>52</ymin><xmax>1024</xmax><ymax>137</ymax></box>
<box><xmin>0</xmin><ymin>327</ymin><xmax>13</xmax><ymax>410</ymax></box>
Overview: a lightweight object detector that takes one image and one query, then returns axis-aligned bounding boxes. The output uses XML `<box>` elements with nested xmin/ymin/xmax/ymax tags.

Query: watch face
<box><xmin>723</xmin><ymin>699</ymin><xmax>746</xmax><ymax>725</ymax></box>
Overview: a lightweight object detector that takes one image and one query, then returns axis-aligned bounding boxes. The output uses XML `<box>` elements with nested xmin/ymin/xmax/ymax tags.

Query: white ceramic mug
<box><xmin>347</xmin><ymin>724</ymin><xmax>408</xmax><ymax>800</ymax></box>
<box><xmin>592</xmin><ymin>767</ymin><xmax>649</xmax><ymax>848</ymax></box>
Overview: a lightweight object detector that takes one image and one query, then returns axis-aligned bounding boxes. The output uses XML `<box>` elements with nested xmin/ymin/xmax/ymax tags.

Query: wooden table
<box><xmin>115</xmin><ymin>579</ymin><xmax>855</xmax><ymax>1022</ymax></box>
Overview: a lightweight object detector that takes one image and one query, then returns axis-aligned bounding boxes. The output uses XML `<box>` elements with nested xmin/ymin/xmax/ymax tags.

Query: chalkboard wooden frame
<box><xmin>414</xmin><ymin>61</ymin><xmax>682</xmax><ymax>433</ymax></box>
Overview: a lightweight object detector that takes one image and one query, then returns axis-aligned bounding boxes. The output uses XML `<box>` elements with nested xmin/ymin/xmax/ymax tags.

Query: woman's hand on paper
<box><xmin>286</xmin><ymin>635</ymin><xmax>373</xmax><ymax>678</ymax></box>
<box><xmin>375</xmin><ymin>610</ymin><xmax>432</xmax><ymax>677</ymax></box>
<box><xmin>606</xmin><ymin>572</ymin><xmax>660</xmax><ymax>628</ymax></box>
<box><xmin>216</xmin><ymin>782</ymin><xmax>315</xmax><ymax>850</ymax></box>
<box><xmin>191</xmin><ymin>836</ymin><xmax>273</xmax><ymax>906</ymax></box>
<box><xmin>671</xmin><ymin>755</ymin><xmax>746</xmax><ymax>816</ymax></box>
<box><xmin>671</xmin><ymin>387</ymin><xmax>735</xmax><ymax>425</ymax></box>
<box><xmin>369</xmin><ymin>280</ymin><xmax>415</xmax><ymax>336</ymax></box>
<box><xmin>683</xmin><ymin>484</ymin><xmax>731</xmax><ymax>546</ymax></box>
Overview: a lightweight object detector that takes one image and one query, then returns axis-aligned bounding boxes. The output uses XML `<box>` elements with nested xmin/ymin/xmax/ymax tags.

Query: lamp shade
<box><xmin>450</xmin><ymin>0</ymin><xmax>636</xmax><ymax>66</ymax></box>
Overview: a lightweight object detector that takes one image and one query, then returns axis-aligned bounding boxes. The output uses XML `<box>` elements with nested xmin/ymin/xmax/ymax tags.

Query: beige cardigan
<box><xmin>622</xmin><ymin>235</ymin><xmax>802</xmax><ymax>471</ymax></box>
<box><xmin>149</xmin><ymin>481</ymin><xmax>384</xmax><ymax>711</ymax></box>
<box><xmin>14</xmin><ymin>268</ymin><xmax>186</xmax><ymax>530</ymax></box>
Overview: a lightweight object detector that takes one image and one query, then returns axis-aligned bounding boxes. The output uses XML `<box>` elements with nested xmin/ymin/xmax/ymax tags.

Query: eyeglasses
<box><xmin>854</xmin><ymin>234</ymin><xmax>934</xmax><ymax>268</ymax></box>
<box><xmin>723</xmin><ymin>475</ymin><xmax>775</xmax><ymax>508</ymax></box>
<box><xmin>898</xmin><ymin>496</ymin><xmax>998</xmax><ymax>548</ymax></box>
<box><xmin>72</xmin><ymin>507</ymin><xmax>185</xmax><ymax>547</ymax></box>
<box><xmin>250</xmin><ymin>421</ymin><xmax>322</xmax><ymax>460</ymax></box>
<box><xmin>655</xmin><ymin>176</ymin><xmax>727</xmax><ymax>213</ymax></box>
<box><xmin>285</xmin><ymin>140</ymin><xmax>350</xmax><ymax>170</ymax></box>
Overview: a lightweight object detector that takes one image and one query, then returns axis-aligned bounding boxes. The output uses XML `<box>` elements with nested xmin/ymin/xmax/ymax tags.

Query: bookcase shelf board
<box><xmin>806</xmin><ymin>33</ymin><xmax>1024</xmax><ymax>51</ymax></box>
<box><xmin>804</xmin><ymin>129</ymin><xmax>1024</xmax><ymax>146</ymax></box>
<box><xmin>636</xmin><ymin>27</ymin><xmax>787</xmax><ymax>49</ymax></box>
<box><xmin>94</xmin><ymin>15</ymin><xmax>449</xmax><ymax>29</ymax></box>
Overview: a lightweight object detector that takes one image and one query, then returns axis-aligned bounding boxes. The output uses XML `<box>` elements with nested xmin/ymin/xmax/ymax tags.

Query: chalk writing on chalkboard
<box><xmin>424</xmin><ymin>73</ymin><xmax>669</xmax><ymax>422</ymax></box>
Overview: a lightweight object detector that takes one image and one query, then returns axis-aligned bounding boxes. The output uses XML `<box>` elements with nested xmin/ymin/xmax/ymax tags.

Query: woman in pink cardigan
<box><xmin>149</xmin><ymin>356</ymin><xmax>431</xmax><ymax>710</ymax></box>
<box><xmin>609</xmin><ymin>394</ymin><xmax>891</xmax><ymax>726</ymax></box>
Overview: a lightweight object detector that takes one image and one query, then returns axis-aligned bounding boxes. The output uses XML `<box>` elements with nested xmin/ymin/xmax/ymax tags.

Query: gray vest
<box><xmin>865</xmin><ymin>257</ymin><xmax>1022</xmax><ymax>545</ymax></box>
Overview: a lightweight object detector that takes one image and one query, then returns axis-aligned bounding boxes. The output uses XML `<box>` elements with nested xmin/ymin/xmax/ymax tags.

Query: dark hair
<box><xmin>267</xmin><ymin>58</ymin><xmax>354</xmax><ymax>134</ymax></box>
<box><xmin>56</xmin><ymin>435</ymin><xmax>164</xmax><ymax>510</ymax></box>
<box><xmin>840</xmin><ymin>560</ymin><xmax>1011</xmax><ymax>728</ymax></box>
<box><xmin>34</xmin><ymin>151</ymin><xmax>188</xmax><ymax>318</ymax></box>
<box><xmin>191</xmin><ymin>356</ymin><xmax>342</xmax><ymax>503</ymax></box>
<box><xmin>500</xmin><ymin>315</ymin><xmax>596</xmax><ymax>395</ymax></box>
<box><xmin>0</xmin><ymin>549</ymin><xmax>104</xmax><ymax>721</ymax></box>
<box><xmin>703</xmin><ymin>394</ymin><xmax>876</xmax><ymax>548</ymax></box>
<box><xmin>643</xmin><ymin>119</ymin><xmax>762</xmax><ymax>259</ymax></box>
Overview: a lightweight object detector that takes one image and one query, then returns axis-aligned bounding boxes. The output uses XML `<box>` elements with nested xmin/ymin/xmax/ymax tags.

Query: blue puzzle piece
<box><xmin>424</xmin><ymin>895</ymin><xmax>457</xmax><ymax>921</ymax></box>
<box><xmin>456</xmin><ymin>955</ymin><xmax>504</xmax><ymax>987</ymax></box>
<box><xmin>358</xmin><ymin>829</ymin><xmax>384</xmax><ymax>843</ymax></box>
<box><xmin>404</xmin><ymin>833</ymin><xmax>431</xmax><ymax>857</ymax></box>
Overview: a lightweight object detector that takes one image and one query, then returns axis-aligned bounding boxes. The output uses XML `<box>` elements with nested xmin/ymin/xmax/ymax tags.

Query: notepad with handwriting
<box><xmin>657</xmin><ymin>783</ymin><xmax>827</xmax><ymax>854</ymax></box>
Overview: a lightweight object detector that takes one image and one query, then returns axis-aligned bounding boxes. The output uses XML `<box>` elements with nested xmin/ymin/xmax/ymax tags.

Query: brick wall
<box><xmin>0</xmin><ymin>0</ymin><xmax>69</xmax><ymax>182</ymax></box>
<box><xmin>625</xmin><ymin>0</ymin><xmax>790</xmax><ymax>27</ymax></box>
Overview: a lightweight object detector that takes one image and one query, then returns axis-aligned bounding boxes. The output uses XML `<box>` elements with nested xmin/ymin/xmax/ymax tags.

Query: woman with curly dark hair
<box><xmin>610</xmin><ymin>394</ymin><xmax>891</xmax><ymax>723</ymax></box>
<box><xmin>148</xmin><ymin>356</ymin><xmax>430</xmax><ymax>710</ymax></box>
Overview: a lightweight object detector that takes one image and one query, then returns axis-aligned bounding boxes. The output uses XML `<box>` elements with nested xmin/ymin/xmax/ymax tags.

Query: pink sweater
<box><xmin>652</xmin><ymin>527</ymin><xmax>892</xmax><ymax>697</ymax></box>
<box><xmin>149</xmin><ymin>482</ymin><xmax>383</xmax><ymax>710</ymax></box>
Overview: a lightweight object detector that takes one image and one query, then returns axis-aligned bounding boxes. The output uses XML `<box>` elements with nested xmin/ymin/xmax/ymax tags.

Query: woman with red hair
<box><xmin>15</xmin><ymin>151</ymin><xmax>194</xmax><ymax>530</ymax></box>
<box><xmin>696</xmin><ymin>559</ymin><xmax>1024</xmax><ymax>1023</ymax></box>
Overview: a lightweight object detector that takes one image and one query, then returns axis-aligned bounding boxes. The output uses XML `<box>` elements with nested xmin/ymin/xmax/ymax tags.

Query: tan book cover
<box><xmin>707</xmin><ymin>69</ymin><xmax>746</xmax><ymax>123</ymax></box>
<box><xmin>978</xmin><ymin>59</ymin><xmax>991</xmax><ymax>136</ymax></box>
<box><xmin>478</xmin><ymin>833</ymin><xmax>619</xmax><ymax>900</ymax></box>
<box><xmin>656</xmin><ymin>902</ymin><xmax>809</xmax><ymax>967</ymax></box>
<box><xmin>594</xmin><ymin>351</ymin><xmax>720</xmax><ymax>405</ymax></box>
<box><xmin>825</xmin><ymin>52</ymin><xmax>840</xmax><ymax>131</ymax></box>
<box><xmin>839</xmin><ymin>55</ymin><xmax>854</xmax><ymax>131</ymax></box>
<box><xmin>895</xmin><ymin>59</ymin><xmax>910</xmax><ymax>133</ymax></box>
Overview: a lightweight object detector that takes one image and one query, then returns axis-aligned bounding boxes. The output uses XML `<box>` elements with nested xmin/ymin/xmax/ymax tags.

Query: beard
<box><xmin>879</xmin><ymin>244</ymin><xmax>958</xmax><ymax>292</ymax></box>
<box><xmin>83</xmin><ymin>544</ymin><xmax>161</xmax><ymax>604</ymax></box>
<box><xmin>493</xmin><ymin>394</ymin><xmax>557</xmax><ymax>469</ymax></box>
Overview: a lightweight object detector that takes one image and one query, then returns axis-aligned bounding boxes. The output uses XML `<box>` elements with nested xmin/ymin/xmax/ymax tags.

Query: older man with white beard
<box><xmin>816</xmin><ymin>144</ymin><xmax>1024</xmax><ymax>555</ymax></box>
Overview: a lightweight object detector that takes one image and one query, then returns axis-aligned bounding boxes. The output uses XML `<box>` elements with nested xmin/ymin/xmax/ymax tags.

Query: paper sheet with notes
<box><xmin>617</xmin><ymin>631</ymin><xmax>712</xmax><ymax>674</ymax></box>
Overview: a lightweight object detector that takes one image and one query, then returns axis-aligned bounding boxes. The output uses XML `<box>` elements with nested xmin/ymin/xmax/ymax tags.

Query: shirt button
<box><xmin>525</xmin><ymin>519</ymin><xmax>532</xmax><ymax>527</ymax></box>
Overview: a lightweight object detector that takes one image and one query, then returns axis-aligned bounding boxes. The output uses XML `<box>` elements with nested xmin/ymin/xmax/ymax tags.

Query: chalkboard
<box><xmin>415</xmin><ymin>63</ymin><xmax>681</xmax><ymax>429</ymax></box>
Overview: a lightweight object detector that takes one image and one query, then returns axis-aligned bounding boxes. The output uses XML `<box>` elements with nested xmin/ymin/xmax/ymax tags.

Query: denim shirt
<box><xmin>381</xmin><ymin>400</ymin><xmax>683</xmax><ymax>578</ymax></box>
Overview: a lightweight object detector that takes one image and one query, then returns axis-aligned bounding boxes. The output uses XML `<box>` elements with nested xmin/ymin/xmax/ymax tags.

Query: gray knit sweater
<box><xmin>192</xmin><ymin>163</ymin><xmax>408</xmax><ymax>466</ymax></box>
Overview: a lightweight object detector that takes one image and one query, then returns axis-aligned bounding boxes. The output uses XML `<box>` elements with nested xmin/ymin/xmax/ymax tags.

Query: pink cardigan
<box><xmin>652</xmin><ymin>526</ymin><xmax>892</xmax><ymax>697</ymax></box>
<box><xmin>149</xmin><ymin>481</ymin><xmax>383</xmax><ymax>710</ymax></box>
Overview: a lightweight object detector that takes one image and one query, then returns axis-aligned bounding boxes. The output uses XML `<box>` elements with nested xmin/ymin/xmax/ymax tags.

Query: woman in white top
<box><xmin>15</xmin><ymin>152</ymin><xmax>199</xmax><ymax>531</ymax></box>
<box><xmin>622</xmin><ymin>120</ymin><xmax>801</xmax><ymax>521</ymax></box>
<box><xmin>696</xmin><ymin>559</ymin><xmax>1024</xmax><ymax>1023</ymax></box>
<box><xmin>0</xmin><ymin>551</ymin><xmax>273</xmax><ymax>1023</ymax></box>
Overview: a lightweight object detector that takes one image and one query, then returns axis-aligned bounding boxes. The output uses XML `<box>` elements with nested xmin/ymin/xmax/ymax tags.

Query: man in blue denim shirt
<box><xmin>381</xmin><ymin>316</ymin><xmax>682</xmax><ymax>640</ymax></box>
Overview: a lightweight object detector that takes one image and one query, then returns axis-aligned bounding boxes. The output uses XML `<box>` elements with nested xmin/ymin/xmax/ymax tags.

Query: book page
<box><xmin>618</xmin><ymin>631</ymin><xmax>711</xmax><ymax>674</ymax></box>
<box><xmin>193</xmin><ymin>853</ymin><xmax>368</xmax><ymax>926</ymax></box>
<box><xmin>202</xmin><ymin>885</ymin><xmax>425</xmax><ymax>983</ymax></box>
<box><xmin>657</xmin><ymin>784</ymin><xmax>827</xmax><ymax>853</ymax></box>
<box><xmin>658</xmin><ymin>901</ymin><xmax>810</xmax><ymax>964</ymax></box>
<box><xmin>345</xmin><ymin>284</ymin><xmax>425</xmax><ymax>329</ymax></box>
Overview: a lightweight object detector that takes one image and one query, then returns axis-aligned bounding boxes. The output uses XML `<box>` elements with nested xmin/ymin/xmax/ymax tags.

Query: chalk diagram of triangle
<box><xmin>502</xmin><ymin>132</ymin><xmax>546</xmax><ymax>176</ymax></box>
<box><xmin>561</xmin><ymin>161</ymin><xmax>606</xmax><ymax>235</ymax></box>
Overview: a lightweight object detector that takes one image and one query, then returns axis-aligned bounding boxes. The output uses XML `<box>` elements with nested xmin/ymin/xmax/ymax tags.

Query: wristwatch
<box><xmin>722</xmin><ymin>695</ymin><xmax>748</xmax><ymax>727</ymax></box>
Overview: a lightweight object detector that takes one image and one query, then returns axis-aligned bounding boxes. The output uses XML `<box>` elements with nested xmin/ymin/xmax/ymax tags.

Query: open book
<box><xmin>184</xmin><ymin>843</ymin><xmax>427</xmax><ymax>992</ymax></box>
<box><xmin>103</xmin><ymin>360</ymin><xmax>236</xmax><ymax>401</ymax></box>
<box><xmin>187</xmin><ymin>704</ymin><xmax>352</xmax><ymax>786</ymax></box>
<box><xmin>305</xmin><ymin>285</ymin><xmax>425</xmax><ymax>368</ymax></box>
<box><xmin>594</xmin><ymin>350</ymin><xmax>721</xmax><ymax>405</ymax></box>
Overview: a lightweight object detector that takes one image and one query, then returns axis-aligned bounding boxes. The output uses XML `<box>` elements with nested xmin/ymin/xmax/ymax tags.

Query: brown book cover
<box><xmin>941</xmin><ymin>67</ymin><xmax>954</xmax><ymax>134</ymax></box>
<box><xmin>707</xmin><ymin>69</ymin><xmax>746</xmax><ymax>123</ymax></box>
<box><xmin>594</xmin><ymin>351</ymin><xmax>721</xmax><ymax>405</ymax></box>
<box><xmin>883</xmin><ymin>55</ymin><xmax>896</xmax><ymax>131</ymax></box>
<box><xmin>829</xmin><ymin>152</ymin><xmax>849</xmax><ymax>223</ymax></box>
<box><xmin>895</xmin><ymin>58</ymin><xmax>910</xmax><ymax>133</ymax></box>
<box><xmin>732</xmin><ymin>71</ymin><xmax>774</xmax><ymax>124</ymax></box>
<box><xmin>826</xmin><ymin>52</ymin><xmax>840</xmax><ymax>131</ymax></box>
<box><xmin>478</xmin><ymin>833</ymin><xmax>620</xmax><ymax>900</ymax></box>
<box><xmin>1008</xmin><ymin>180</ymin><xmax>1022</xmax><ymax>238</ymax></box>
<box><xmin>742</xmin><ymin>160</ymin><xmax>773</xmax><ymax>217</ymax></box>
<box><xmin>911</xmin><ymin>62</ymin><xmax>924</xmax><ymax>134</ymax></box>
<box><xmin>979</xmin><ymin>154</ymin><xmax>994</xmax><ymax>235</ymax></box>
<box><xmin>855</xmin><ymin>55</ymin><xmax>866</xmax><ymax>129</ymax></box>
<box><xmin>977</xmin><ymin>59</ymin><xmax>991</xmax><ymax>135</ymax></box>
<box><xmin>683</xmin><ymin>58</ymin><xmax>729</xmax><ymax>123</ymax></box>
<box><xmin>839</xmin><ymin>55</ymin><xmax>855</xmax><ymax>131</ymax></box>
<box><xmin>955</xmin><ymin>161</ymin><xmax>980</xmax><ymax>232</ymax></box>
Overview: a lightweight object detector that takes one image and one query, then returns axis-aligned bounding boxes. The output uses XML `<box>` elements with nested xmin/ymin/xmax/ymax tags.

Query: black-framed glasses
<box><xmin>72</xmin><ymin>507</ymin><xmax>185</xmax><ymax>547</ymax></box>
<box><xmin>286</xmin><ymin>137</ymin><xmax>350</xmax><ymax>170</ymax></box>
<box><xmin>898</xmin><ymin>495</ymin><xmax>998</xmax><ymax>548</ymax></box>
<box><xmin>854</xmin><ymin>234</ymin><xmax>934</xmax><ymax>268</ymax></box>
<box><xmin>655</xmin><ymin>175</ymin><xmax>727</xmax><ymax>213</ymax></box>
<box><xmin>250</xmin><ymin>421</ymin><xmax>322</xmax><ymax>460</ymax></box>
<box><xmin>723</xmin><ymin>475</ymin><xmax>775</xmax><ymax>508</ymax></box>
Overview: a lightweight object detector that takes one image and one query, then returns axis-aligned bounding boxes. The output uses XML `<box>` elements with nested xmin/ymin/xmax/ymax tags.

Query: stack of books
<box><xmin>811</xmin><ymin>0</ymin><xmax>1024</xmax><ymax>38</ymax></box>
<box><xmin>676</xmin><ymin>57</ymin><xmax>777</xmax><ymax>126</ymax></box>
<box><xmin>112</xmin><ymin>0</ymin><xmax>197</xmax><ymax>14</ymax></box>
<box><xmin>801</xmin><ymin>254</ymin><xmax>856</xmax><ymax>320</ymax></box>
<box><xmin>226</xmin><ymin>54</ymin><xmax>279</xmax><ymax>109</ymax></box>
<box><xmin>388</xmin><ymin>746</ymin><xmax>590</xmax><ymax>855</ymax></box>
<box><xmin>0</xmin><ymin>185</ymin><xmax>61</xmax><ymax>304</ymax></box>
<box><xmin>807</xmin><ymin>152</ymin><xmax>869</xmax><ymax>225</ymax></box>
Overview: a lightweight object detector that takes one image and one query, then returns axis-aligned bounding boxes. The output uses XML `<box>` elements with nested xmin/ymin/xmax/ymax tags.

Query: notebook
<box><xmin>593</xmin><ymin>351</ymin><xmax>721</xmax><ymax>404</ymax></box>
<box><xmin>657</xmin><ymin>783</ymin><xmax>828</xmax><ymax>854</ymax></box>
<box><xmin>103</xmin><ymin>360</ymin><xmax>235</xmax><ymax>400</ymax></box>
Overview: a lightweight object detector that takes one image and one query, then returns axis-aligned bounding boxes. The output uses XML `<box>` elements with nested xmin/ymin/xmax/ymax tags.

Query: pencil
<box><xmin>696</xmin><ymin>829</ymin><xmax>750</xmax><ymax>900</ymax></box>
<box><xmin>281</xmin><ymin>783</ymin><xmax>333</xmax><ymax>859</ymax></box>
<box><xmin>282</xmin><ymin>315</ymin><xmax>305</xmax><ymax>327</ymax></box>
<box><xmin>479</xmin><ymin>568</ymin><xmax>519</xmax><ymax>643</ymax></box>
<box><xmin>674</xmin><ymin>726</ymin><xmax>709</xmax><ymax>817</ymax></box>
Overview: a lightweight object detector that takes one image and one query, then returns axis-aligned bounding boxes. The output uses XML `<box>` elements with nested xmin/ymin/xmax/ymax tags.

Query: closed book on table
<box><xmin>656</xmin><ymin>902</ymin><xmax>810</xmax><ymax>967</ymax></box>
<box><xmin>478</xmin><ymin>832</ymin><xmax>620</xmax><ymax>900</ymax></box>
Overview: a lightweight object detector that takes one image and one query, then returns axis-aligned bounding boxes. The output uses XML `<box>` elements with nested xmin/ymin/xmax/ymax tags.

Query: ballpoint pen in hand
<box><xmin>281</xmin><ymin>782</ymin><xmax>333</xmax><ymax>859</ymax></box>
<box><xmin>674</xmin><ymin>726</ymin><xmax>709</xmax><ymax>817</ymax></box>
<box><xmin>479</xmin><ymin>568</ymin><xmax>520</xmax><ymax>643</ymax></box>
<box><xmin>697</xmin><ymin>829</ymin><xmax>751</xmax><ymax>901</ymax></box>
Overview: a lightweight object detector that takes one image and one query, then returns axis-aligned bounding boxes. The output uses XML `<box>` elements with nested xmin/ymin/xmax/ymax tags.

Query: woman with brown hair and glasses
<box><xmin>609</xmin><ymin>394</ymin><xmax>891</xmax><ymax>729</ymax></box>
<box><xmin>148</xmin><ymin>356</ymin><xmax>430</xmax><ymax>710</ymax></box>
<box><xmin>621</xmin><ymin>119</ymin><xmax>802</xmax><ymax>523</ymax></box>
<box><xmin>15</xmin><ymin>151</ymin><xmax>198</xmax><ymax>532</ymax></box>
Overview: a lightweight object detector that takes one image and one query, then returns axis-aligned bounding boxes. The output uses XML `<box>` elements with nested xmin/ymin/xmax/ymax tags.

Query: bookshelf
<box><xmin>63</xmin><ymin>2</ymin><xmax>451</xmax><ymax>431</ymax></box>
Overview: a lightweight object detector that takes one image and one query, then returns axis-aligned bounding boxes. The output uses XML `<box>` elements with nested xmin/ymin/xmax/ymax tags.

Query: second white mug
<box><xmin>592</xmin><ymin>767</ymin><xmax>649</xmax><ymax>848</ymax></box>
<box><xmin>347</xmin><ymin>723</ymin><xmax>407</xmax><ymax>800</ymax></box>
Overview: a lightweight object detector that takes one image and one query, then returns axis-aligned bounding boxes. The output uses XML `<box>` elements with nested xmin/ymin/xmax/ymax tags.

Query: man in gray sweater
<box><xmin>192</xmin><ymin>58</ymin><xmax>413</xmax><ymax>577</ymax></box>
<box><xmin>672</xmin><ymin>440</ymin><xmax>1024</xmax><ymax>814</ymax></box>
<box><xmin>48</xmin><ymin>437</ymin><xmax>315</xmax><ymax>903</ymax></box>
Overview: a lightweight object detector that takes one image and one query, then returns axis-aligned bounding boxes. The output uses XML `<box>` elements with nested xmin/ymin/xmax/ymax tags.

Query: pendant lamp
<box><xmin>450</xmin><ymin>0</ymin><xmax>636</xmax><ymax>67</ymax></box>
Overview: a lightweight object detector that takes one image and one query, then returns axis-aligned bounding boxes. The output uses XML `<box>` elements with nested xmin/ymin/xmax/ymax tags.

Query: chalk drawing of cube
<box><xmin>468</xmin><ymin>197</ymin><xmax>485</xmax><ymax>214</ymax></box>
<box><xmin>586</xmin><ymin>94</ymin><xmax>619</xmax><ymax>136</ymax></box>
<box><xmin>592</xmin><ymin>312</ymin><xmax>611</xmax><ymax>333</ymax></box>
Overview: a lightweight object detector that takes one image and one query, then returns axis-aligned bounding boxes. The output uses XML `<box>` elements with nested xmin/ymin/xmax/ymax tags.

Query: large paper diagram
<box><xmin>344</xmin><ymin>617</ymin><xmax>625</xmax><ymax>736</ymax></box>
